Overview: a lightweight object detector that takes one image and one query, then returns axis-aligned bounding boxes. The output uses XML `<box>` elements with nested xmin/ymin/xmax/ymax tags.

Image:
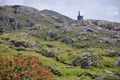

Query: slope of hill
<box><xmin>0</xmin><ymin>5</ymin><xmax>120</xmax><ymax>80</ymax></box>
<box><xmin>0</xmin><ymin>5</ymin><xmax>55</xmax><ymax>31</ymax></box>
<box><xmin>40</xmin><ymin>9</ymin><xmax>72</xmax><ymax>21</ymax></box>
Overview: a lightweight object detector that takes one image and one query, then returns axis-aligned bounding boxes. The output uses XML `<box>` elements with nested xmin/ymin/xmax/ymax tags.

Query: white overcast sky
<box><xmin>0</xmin><ymin>0</ymin><xmax>120</xmax><ymax>22</ymax></box>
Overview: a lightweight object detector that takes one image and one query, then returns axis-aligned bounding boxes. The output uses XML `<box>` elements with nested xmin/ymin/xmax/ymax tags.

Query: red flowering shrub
<box><xmin>0</xmin><ymin>55</ymin><xmax>56</xmax><ymax>80</ymax></box>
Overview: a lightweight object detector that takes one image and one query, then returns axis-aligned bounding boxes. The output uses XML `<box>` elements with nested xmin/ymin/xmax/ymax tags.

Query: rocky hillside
<box><xmin>0</xmin><ymin>5</ymin><xmax>120</xmax><ymax>80</ymax></box>
<box><xmin>0</xmin><ymin>5</ymin><xmax>55</xmax><ymax>31</ymax></box>
<box><xmin>40</xmin><ymin>9</ymin><xmax>72</xmax><ymax>21</ymax></box>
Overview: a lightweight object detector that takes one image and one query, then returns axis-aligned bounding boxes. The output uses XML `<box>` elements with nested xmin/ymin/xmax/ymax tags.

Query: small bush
<box><xmin>0</xmin><ymin>55</ymin><xmax>56</xmax><ymax>80</ymax></box>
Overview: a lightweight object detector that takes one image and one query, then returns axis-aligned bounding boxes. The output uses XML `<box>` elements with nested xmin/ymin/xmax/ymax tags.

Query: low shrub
<box><xmin>0</xmin><ymin>55</ymin><xmax>56</xmax><ymax>80</ymax></box>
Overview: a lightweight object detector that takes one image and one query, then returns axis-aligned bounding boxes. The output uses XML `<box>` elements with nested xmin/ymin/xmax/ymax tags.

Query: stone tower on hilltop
<box><xmin>77</xmin><ymin>11</ymin><xmax>83</xmax><ymax>21</ymax></box>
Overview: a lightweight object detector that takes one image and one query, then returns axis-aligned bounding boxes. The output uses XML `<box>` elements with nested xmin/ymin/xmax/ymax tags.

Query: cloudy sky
<box><xmin>0</xmin><ymin>0</ymin><xmax>120</xmax><ymax>22</ymax></box>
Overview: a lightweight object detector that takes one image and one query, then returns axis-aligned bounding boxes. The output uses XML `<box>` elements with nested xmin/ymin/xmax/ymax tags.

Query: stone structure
<box><xmin>77</xmin><ymin>11</ymin><xmax>83</xmax><ymax>21</ymax></box>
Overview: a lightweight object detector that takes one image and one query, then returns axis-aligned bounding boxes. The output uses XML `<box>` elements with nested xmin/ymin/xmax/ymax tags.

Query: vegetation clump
<box><xmin>0</xmin><ymin>55</ymin><xmax>56</xmax><ymax>80</ymax></box>
<box><xmin>72</xmin><ymin>54</ymin><xmax>103</xmax><ymax>68</ymax></box>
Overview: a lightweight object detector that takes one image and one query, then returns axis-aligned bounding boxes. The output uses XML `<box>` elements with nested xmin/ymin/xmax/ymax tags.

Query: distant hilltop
<box><xmin>40</xmin><ymin>9</ymin><xmax>72</xmax><ymax>21</ymax></box>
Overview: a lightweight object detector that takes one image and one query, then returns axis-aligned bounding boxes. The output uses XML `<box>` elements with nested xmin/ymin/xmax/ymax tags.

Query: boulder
<box><xmin>95</xmin><ymin>76</ymin><xmax>107</xmax><ymax>80</ymax></box>
<box><xmin>78</xmin><ymin>72</ymin><xmax>96</xmax><ymax>79</ymax></box>
<box><xmin>103</xmin><ymin>70</ymin><xmax>114</xmax><ymax>75</ymax></box>
<box><xmin>41</xmin><ymin>50</ymin><xmax>56</xmax><ymax>58</ymax></box>
<box><xmin>8</xmin><ymin>17</ymin><xmax>15</xmax><ymax>23</ymax></box>
<box><xmin>47</xmin><ymin>30</ymin><xmax>57</xmax><ymax>38</ymax></box>
<box><xmin>86</xmin><ymin>28</ymin><xmax>94</xmax><ymax>32</ymax></box>
<box><xmin>75</xmin><ymin>32</ymin><xmax>87</xmax><ymax>36</ymax></box>
<box><xmin>0</xmin><ymin>28</ymin><xmax>5</xmax><ymax>34</ymax></box>
<box><xmin>107</xmin><ymin>52</ymin><xmax>120</xmax><ymax>57</ymax></box>
<box><xmin>61</xmin><ymin>36</ymin><xmax>74</xmax><ymax>44</ymax></box>
<box><xmin>113</xmin><ymin>73</ymin><xmax>120</xmax><ymax>79</ymax></box>
<box><xmin>102</xmin><ymin>70</ymin><xmax>120</xmax><ymax>80</ymax></box>
<box><xmin>116</xmin><ymin>31</ymin><xmax>120</xmax><ymax>37</ymax></box>
<box><xmin>60</xmin><ymin>27</ymin><xmax>72</xmax><ymax>33</ymax></box>
<box><xmin>115</xmin><ymin>60</ymin><xmax>120</xmax><ymax>67</ymax></box>
<box><xmin>100</xmin><ymin>38</ymin><xmax>117</xmax><ymax>44</ymax></box>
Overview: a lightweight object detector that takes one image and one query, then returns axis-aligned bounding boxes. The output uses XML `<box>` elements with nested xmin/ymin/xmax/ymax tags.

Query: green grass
<box><xmin>92</xmin><ymin>48</ymin><xmax>106</xmax><ymax>55</ymax></box>
<box><xmin>0</xmin><ymin>32</ymin><xmax>120</xmax><ymax>80</ymax></box>
<box><xmin>0</xmin><ymin>5</ymin><xmax>120</xmax><ymax>80</ymax></box>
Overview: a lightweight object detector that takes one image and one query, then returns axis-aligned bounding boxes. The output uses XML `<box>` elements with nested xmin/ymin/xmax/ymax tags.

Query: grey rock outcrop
<box><xmin>72</xmin><ymin>53</ymin><xmax>103</xmax><ymax>68</ymax></box>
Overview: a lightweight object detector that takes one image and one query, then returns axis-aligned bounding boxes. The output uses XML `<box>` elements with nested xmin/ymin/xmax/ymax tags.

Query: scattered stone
<box><xmin>113</xmin><ymin>73</ymin><xmax>120</xmax><ymax>79</ymax></box>
<box><xmin>107</xmin><ymin>52</ymin><xmax>120</xmax><ymax>57</ymax></box>
<box><xmin>103</xmin><ymin>70</ymin><xmax>113</xmax><ymax>75</ymax></box>
<box><xmin>99</xmin><ymin>38</ymin><xmax>117</xmax><ymax>44</ymax></box>
<box><xmin>60</xmin><ymin>27</ymin><xmax>72</xmax><ymax>33</ymax></box>
<box><xmin>47</xmin><ymin>30</ymin><xmax>57</xmax><ymax>38</ymax></box>
<box><xmin>86</xmin><ymin>28</ymin><xmax>94</xmax><ymax>32</ymax></box>
<box><xmin>95</xmin><ymin>76</ymin><xmax>107</xmax><ymax>80</ymax></box>
<box><xmin>8</xmin><ymin>17</ymin><xmax>15</xmax><ymax>23</ymax></box>
<box><xmin>41</xmin><ymin>50</ymin><xmax>56</xmax><ymax>58</ymax></box>
<box><xmin>61</xmin><ymin>36</ymin><xmax>74</xmax><ymax>44</ymax></box>
<box><xmin>79</xmin><ymin>52</ymin><xmax>91</xmax><ymax>57</ymax></box>
<box><xmin>114</xmin><ymin>26</ymin><xmax>120</xmax><ymax>31</ymax></box>
<box><xmin>75</xmin><ymin>32</ymin><xmax>87</xmax><ymax>36</ymax></box>
<box><xmin>115</xmin><ymin>60</ymin><xmax>120</xmax><ymax>67</ymax></box>
<box><xmin>47</xmin><ymin>44</ymin><xmax>54</xmax><ymax>48</ymax></box>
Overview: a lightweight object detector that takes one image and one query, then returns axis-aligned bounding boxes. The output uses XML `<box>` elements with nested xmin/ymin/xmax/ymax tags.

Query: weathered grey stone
<box><xmin>86</xmin><ymin>28</ymin><xmax>94</xmax><ymax>32</ymax></box>
<box><xmin>47</xmin><ymin>30</ymin><xmax>57</xmax><ymax>38</ymax></box>
<box><xmin>95</xmin><ymin>76</ymin><xmax>107</xmax><ymax>80</ymax></box>
<box><xmin>103</xmin><ymin>70</ymin><xmax>113</xmax><ymax>75</ymax></box>
<box><xmin>113</xmin><ymin>73</ymin><xmax>120</xmax><ymax>79</ymax></box>
<box><xmin>100</xmin><ymin>38</ymin><xmax>117</xmax><ymax>44</ymax></box>
<box><xmin>72</xmin><ymin>53</ymin><xmax>103</xmax><ymax>68</ymax></box>
<box><xmin>75</xmin><ymin>32</ymin><xmax>87</xmax><ymax>36</ymax></box>
<box><xmin>115</xmin><ymin>60</ymin><xmax>120</xmax><ymax>67</ymax></box>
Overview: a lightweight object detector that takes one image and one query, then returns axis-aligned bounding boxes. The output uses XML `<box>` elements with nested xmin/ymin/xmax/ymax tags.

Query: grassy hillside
<box><xmin>0</xmin><ymin>31</ymin><xmax>120</xmax><ymax>80</ymax></box>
